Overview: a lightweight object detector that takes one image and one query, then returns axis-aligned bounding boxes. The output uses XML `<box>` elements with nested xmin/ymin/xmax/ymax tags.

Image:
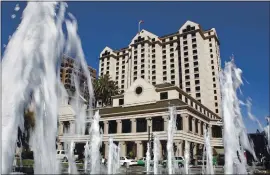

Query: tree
<box><xmin>17</xmin><ymin>109</ymin><xmax>35</xmax><ymax>151</ymax></box>
<box><xmin>93</xmin><ymin>74</ymin><xmax>120</xmax><ymax>107</ymax></box>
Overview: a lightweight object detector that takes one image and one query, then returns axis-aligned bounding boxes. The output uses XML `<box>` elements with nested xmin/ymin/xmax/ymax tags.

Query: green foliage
<box><xmin>93</xmin><ymin>74</ymin><xmax>120</xmax><ymax>107</ymax></box>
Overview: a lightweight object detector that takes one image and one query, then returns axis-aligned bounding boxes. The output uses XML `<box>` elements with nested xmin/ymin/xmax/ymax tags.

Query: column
<box><xmin>162</xmin><ymin>116</ymin><xmax>168</xmax><ymax>131</ymax></box>
<box><xmin>179</xmin><ymin>141</ymin><xmax>183</xmax><ymax>156</ymax></box>
<box><xmin>147</xmin><ymin>118</ymin><xmax>152</xmax><ymax>132</ymax></box>
<box><xmin>203</xmin><ymin>123</ymin><xmax>206</xmax><ymax>134</ymax></box>
<box><xmin>104</xmin><ymin>141</ymin><xmax>109</xmax><ymax>159</ymax></box>
<box><xmin>136</xmin><ymin>141</ymin><xmax>143</xmax><ymax>159</ymax></box>
<box><xmin>116</xmin><ymin>120</ymin><xmax>122</xmax><ymax>133</ymax></box>
<box><xmin>119</xmin><ymin>141</ymin><xmax>127</xmax><ymax>157</ymax></box>
<box><xmin>130</xmin><ymin>118</ymin><xmax>137</xmax><ymax>133</ymax></box>
<box><xmin>59</xmin><ymin>121</ymin><xmax>64</xmax><ymax>135</ymax></box>
<box><xmin>184</xmin><ymin>140</ymin><xmax>190</xmax><ymax>158</ymax></box>
<box><xmin>70</xmin><ymin>121</ymin><xmax>75</xmax><ymax>134</ymax></box>
<box><xmin>192</xmin><ymin>118</ymin><xmax>195</xmax><ymax>134</ymax></box>
<box><xmin>209</xmin><ymin>125</ymin><xmax>213</xmax><ymax>138</ymax></box>
<box><xmin>175</xmin><ymin>140</ymin><xmax>183</xmax><ymax>157</ymax></box>
<box><xmin>104</xmin><ymin>121</ymin><xmax>109</xmax><ymax>134</ymax></box>
<box><xmin>193</xmin><ymin>143</ymin><xmax>198</xmax><ymax>165</ymax></box>
<box><xmin>198</xmin><ymin>121</ymin><xmax>202</xmax><ymax>136</ymax></box>
<box><xmin>57</xmin><ymin>142</ymin><xmax>63</xmax><ymax>150</ymax></box>
<box><xmin>182</xmin><ymin>114</ymin><xmax>189</xmax><ymax>132</ymax></box>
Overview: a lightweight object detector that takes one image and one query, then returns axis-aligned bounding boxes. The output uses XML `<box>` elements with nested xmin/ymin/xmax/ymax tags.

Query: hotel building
<box><xmin>57</xmin><ymin>20</ymin><xmax>224</xmax><ymax>160</ymax></box>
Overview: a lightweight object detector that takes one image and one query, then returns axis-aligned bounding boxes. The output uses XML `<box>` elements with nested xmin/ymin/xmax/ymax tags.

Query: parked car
<box><xmin>162</xmin><ymin>156</ymin><xmax>184</xmax><ymax>168</ymax></box>
<box><xmin>56</xmin><ymin>150</ymin><xmax>78</xmax><ymax>162</ymax></box>
<box><xmin>120</xmin><ymin>156</ymin><xmax>137</xmax><ymax>166</ymax></box>
<box><xmin>137</xmin><ymin>157</ymin><xmax>155</xmax><ymax>166</ymax></box>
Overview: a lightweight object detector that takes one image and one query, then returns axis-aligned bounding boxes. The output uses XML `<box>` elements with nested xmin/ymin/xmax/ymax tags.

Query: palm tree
<box><xmin>93</xmin><ymin>74</ymin><xmax>119</xmax><ymax>107</ymax></box>
<box><xmin>17</xmin><ymin>109</ymin><xmax>35</xmax><ymax>151</ymax></box>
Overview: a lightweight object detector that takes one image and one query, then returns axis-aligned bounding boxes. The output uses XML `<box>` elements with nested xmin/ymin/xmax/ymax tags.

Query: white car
<box><xmin>120</xmin><ymin>156</ymin><xmax>137</xmax><ymax>166</ymax></box>
<box><xmin>56</xmin><ymin>150</ymin><xmax>78</xmax><ymax>162</ymax></box>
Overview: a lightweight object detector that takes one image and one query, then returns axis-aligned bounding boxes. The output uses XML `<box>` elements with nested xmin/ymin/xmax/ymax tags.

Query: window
<box><xmin>213</xmin><ymin>84</ymin><xmax>216</xmax><ymax>88</ymax></box>
<box><xmin>184</xmin><ymin>57</ymin><xmax>189</xmax><ymax>62</ymax></box>
<box><xmin>191</xmin><ymin>33</ymin><xmax>196</xmax><ymax>37</ymax></box>
<box><xmin>210</xmin><ymin>54</ymin><xmax>213</xmax><ymax>58</ymax></box>
<box><xmin>186</xmin><ymin>81</ymin><xmax>190</xmax><ymax>86</ymax></box>
<box><xmin>171</xmin><ymin>69</ymin><xmax>175</xmax><ymax>74</ymax></box>
<box><xmin>141</xmin><ymin>70</ymin><xmax>145</xmax><ymax>74</ymax></box>
<box><xmin>185</xmin><ymin>63</ymin><xmax>189</xmax><ymax>68</ymax></box>
<box><xmin>193</xmin><ymin>50</ymin><xmax>197</xmax><ymax>54</ymax></box>
<box><xmin>195</xmin><ymin>80</ymin><xmax>200</xmax><ymax>85</ymax></box>
<box><xmin>152</xmin><ymin>70</ymin><xmax>156</xmax><ymax>74</ymax></box>
<box><xmin>171</xmin><ymin>81</ymin><xmax>175</xmax><ymax>85</ymax></box>
<box><xmin>216</xmin><ymin>109</ymin><xmax>219</xmax><ymax>113</ymax></box>
<box><xmin>214</xmin><ymin>96</ymin><xmax>217</xmax><ymax>100</ymax></box>
<box><xmin>186</xmin><ymin>88</ymin><xmax>191</xmax><ymax>92</ymax></box>
<box><xmin>185</xmin><ymin>75</ymin><xmax>190</xmax><ymax>80</ymax></box>
<box><xmin>193</xmin><ymin>55</ymin><xmax>198</xmax><ymax>60</ymax></box>
<box><xmin>212</xmin><ymin>72</ymin><xmax>215</xmax><ymax>76</ymax></box>
<box><xmin>215</xmin><ymin>102</ymin><xmax>218</xmax><ymax>107</ymax></box>
<box><xmin>170</xmin><ymin>64</ymin><xmax>175</xmax><ymax>68</ymax></box>
<box><xmin>195</xmin><ymin>74</ymin><xmax>199</xmax><ymax>78</ymax></box>
<box><xmin>171</xmin><ymin>75</ymin><xmax>175</xmax><ymax>79</ymax></box>
<box><xmin>192</xmin><ymin>38</ymin><xmax>196</xmax><ymax>43</ymax></box>
<box><xmin>192</xmin><ymin>44</ymin><xmax>197</xmax><ymax>48</ymax></box>
<box><xmin>209</xmin><ymin>43</ymin><xmax>212</xmax><ymax>47</ymax></box>
<box><xmin>163</xmin><ymin>71</ymin><xmax>167</xmax><ymax>75</ymax></box>
<box><xmin>152</xmin><ymin>54</ymin><xmax>155</xmax><ymax>58</ymax></box>
<box><xmin>163</xmin><ymin>60</ymin><xmax>166</xmax><ymax>64</ymax></box>
<box><xmin>195</xmin><ymin>86</ymin><xmax>200</xmax><ymax>91</ymax></box>
<box><xmin>152</xmin><ymin>60</ymin><xmax>156</xmax><ymax>64</ymax></box>
<box><xmin>163</xmin><ymin>55</ymin><xmax>166</xmax><ymax>59</ymax></box>
<box><xmin>210</xmin><ymin>49</ymin><xmax>212</xmax><ymax>53</ymax></box>
<box><xmin>214</xmin><ymin>90</ymin><xmax>217</xmax><ymax>94</ymax></box>
<box><xmin>152</xmin><ymin>65</ymin><xmax>156</xmax><ymax>69</ymax></box>
<box><xmin>194</xmin><ymin>62</ymin><xmax>198</xmax><ymax>66</ymax></box>
<box><xmin>141</xmin><ymin>75</ymin><xmax>145</xmax><ymax>79</ymax></box>
<box><xmin>211</xmin><ymin>60</ymin><xmax>214</xmax><ymax>64</ymax></box>
<box><xmin>209</xmin><ymin>38</ymin><xmax>212</xmax><ymax>41</ymax></box>
<box><xmin>196</xmin><ymin>93</ymin><xmax>201</xmax><ymax>98</ymax></box>
<box><xmin>184</xmin><ymin>52</ymin><xmax>188</xmax><ymax>56</ymax></box>
<box><xmin>183</xmin><ymin>40</ymin><xmax>187</xmax><ymax>45</ymax></box>
<box><xmin>212</xmin><ymin>66</ymin><xmax>214</xmax><ymax>70</ymax></box>
<box><xmin>185</xmin><ymin>69</ymin><xmax>189</xmax><ymax>74</ymax></box>
<box><xmin>163</xmin><ymin>50</ymin><xmax>166</xmax><ymax>54</ymax></box>
<box><xmin>183</xmin><ymin>35</ymin><xmax>187</xmax><ymax>39</ymax></box>
<box><xmin>134</xmin><ymin>66</ymin><xmax>137</xmax><ymax>70</ymax></box>
<box><xmin>163</xmin><ymin>77</ymin><xmax>167</xmax><ymax>81</ymax></box>
<box><xmin>152</xmin><ymin>76</ymin><xmax>156</xmax><ymax>80</ymax></box>
<box><xmin>163</xmin><ymin>65</ymin><xmax>166</xmax><ymax>69</ymax></box>
<box><xmin>170</xmin><ymin>53</ymin><xmax>174</xmax><ymax>57</ymax></box>
<box><xmin>170</xmin><ymin>48</ymin><xmax>174</xmax><ymax>52</ymax></box>
<box><xmin>119</xmin><ymin>99</ymin><xmax>124</xmax><ymax>105</ymax></box>
<box><xmin>160</xmin><ymin>92</ymin><xmax>168</xmax><ymax>100</ymax></box>
<box><xmin>184</xmin><ymin>46</ymin><xmax>188</xmax><ymax>51</ymax></box>
<box><xmin>213</xmin><ymin>78</ymin><xmax>216</xmax><ymax>82</ymax></box>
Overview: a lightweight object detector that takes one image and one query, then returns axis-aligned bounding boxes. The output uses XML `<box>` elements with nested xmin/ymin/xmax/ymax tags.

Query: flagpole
<box><xmin>138</xmin><ymin>21</ymin><xmax>140</xmax><ymax>33</ymax></box>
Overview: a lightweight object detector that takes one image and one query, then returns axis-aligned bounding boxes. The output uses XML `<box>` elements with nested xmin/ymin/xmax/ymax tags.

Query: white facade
<box><xmin>58</xmin><ymin>78</ymin><xmax>223</xmax><ymax>159</ymax></box>
<box><xmin>98</xmin><ymin>20</ymin><xmax>221</xmax><ymax>116</ymax></box>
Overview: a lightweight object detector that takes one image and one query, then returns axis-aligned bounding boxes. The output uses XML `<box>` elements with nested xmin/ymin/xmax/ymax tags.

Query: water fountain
<box><xmin>1</xmin><ymin>1</ymin><xmax>95</xmax><ymax>174</ymax></box>
<box><xmin>202</xmin><ymin>128</ymin><xmax>214</xmax><ymax>174</ymax></box>
<box><xmin>220</xmin><ymin>58</ymin><xmax>257</xmax><ymax>174</ymax></box>
<box><xmin>167</xmin><ymin>106</ymin><xmax>177</xmax><ymax>174</ymax></box>
<box><xmin>107</xmin><ymin>137</ymin><xmax>121</xmax><ymax>174</ymax></box>
<box><xmin>184</xmin><ymin>141</ymin><xmax>190</xmax><ymax>174</ymax></box>
<box><xmin>153</xmin><ymin>134</ymin><xmax>161</xmax><ymax>174</ymax></box>
<box><xmin>84</xmin><ymin>141</ymin><xmax>90</xmax><ymax>173</ymax></box>
<box><xmin>64</xmin><ymin>140</ymin><xmax>78</xmax><ymax>174</ymax></box>
<box><xmin>146</xmin><ymin>142</ymin><xmax>151</xmax><ymax>174</ymax></box>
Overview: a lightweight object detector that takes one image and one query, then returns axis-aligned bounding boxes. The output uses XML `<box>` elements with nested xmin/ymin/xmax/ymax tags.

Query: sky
<box><xmin>1</xmin><ymin>2</ymin><xmax>269</xmax><ymax>133</ymax></box>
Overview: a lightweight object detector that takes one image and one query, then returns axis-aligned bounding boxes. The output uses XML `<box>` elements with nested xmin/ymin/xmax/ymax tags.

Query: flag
<box><xmin>139</xmin><ymin>20</ymin><xmax>144</xmax><ymax>24</ymax></box>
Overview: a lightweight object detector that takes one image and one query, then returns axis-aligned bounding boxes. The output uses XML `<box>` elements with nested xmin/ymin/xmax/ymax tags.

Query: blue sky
<box><xmin>1</xmin><ymin>2</ymin><xmax>269</xmax><ymax>133</ymax></box>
